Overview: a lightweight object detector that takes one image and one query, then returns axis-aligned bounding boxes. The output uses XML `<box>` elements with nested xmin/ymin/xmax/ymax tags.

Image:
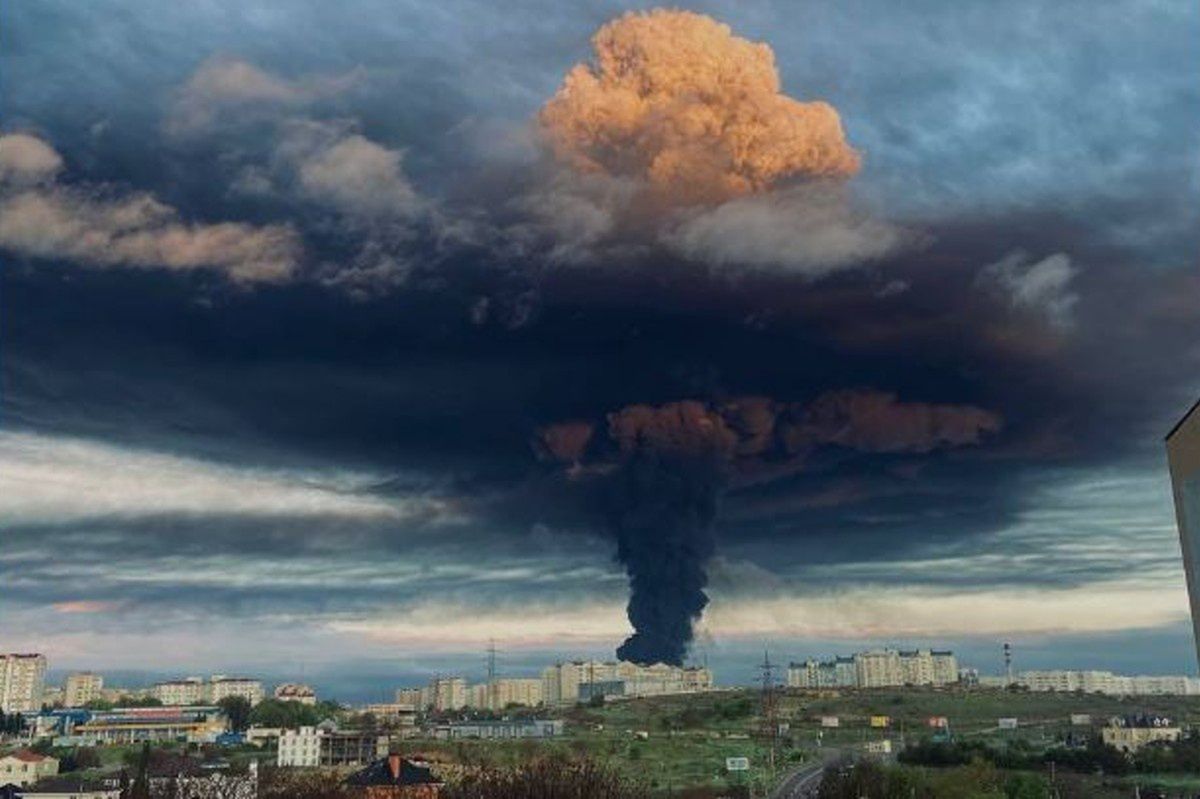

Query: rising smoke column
<box><xmin>536</xmin><ymin>393</ymin><xmax>1001</xmax><ymax>665</ymax></box>
<box><xmin>538</xmin><ymin>9</ymin><xmax>860</xmax><ymax>206</ymax></box>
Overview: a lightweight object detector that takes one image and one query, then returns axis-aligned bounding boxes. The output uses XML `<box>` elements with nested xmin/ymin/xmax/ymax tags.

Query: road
<box><xmin>770</xmin><ymin>754</ymin><xmax>836</xmax><ymax>799</ymax></box>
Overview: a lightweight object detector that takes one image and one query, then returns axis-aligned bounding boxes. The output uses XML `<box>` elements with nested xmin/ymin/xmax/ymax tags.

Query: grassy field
<box><xmin>402</xmin><ymin>687</ymin><xmax>1200</xmax><ymax>794</ymax></box>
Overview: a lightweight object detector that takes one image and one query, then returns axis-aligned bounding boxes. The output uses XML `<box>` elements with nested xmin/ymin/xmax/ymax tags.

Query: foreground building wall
<box><xmin>1167</xmin><ymin>399</ymin><xmax>1200</xmax><ymax>670</ymax></box>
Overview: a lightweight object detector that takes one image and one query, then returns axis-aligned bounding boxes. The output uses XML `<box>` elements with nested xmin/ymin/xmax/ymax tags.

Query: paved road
<box><xmin>770</xmin><ymin>758</ymin><xmax>830</xmax><ymax>799</ymax></box>
<box><xmin>770</xmin><ymin>764</ymin><xmax>823</xmax><ymax>798</ymax></box>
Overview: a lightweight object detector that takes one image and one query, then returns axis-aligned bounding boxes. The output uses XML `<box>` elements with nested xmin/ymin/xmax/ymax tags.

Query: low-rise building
<box><xmin>429</xmin><ymin>719</ymin><xmax>562</xmax><ymax>740</ymax></box>
<box><xmin>346</xmin><ymin>753</ymin><xmax>441</xmax><ymax>799</ymax></box>
<box><xmin>1102</xmin><ymin>715</ymin><xmax>1182</xmax><ymax>752</ymax></box>
<box><xmin>1</xmin><ymin>654</ymin><xmax>48</xmax><ymax>714</ymax></box>
<box><xmin>0</xmin><ymin>751</ymin><xmax>59</xmax><ymax>787</ymax></box>
<box><xmin>63</xmin><ymin>673</ymin><xmax>104</xmax><ymax>708</ymax></box>
<box><xmin>277</xmin><ymin>727</ymin><xmax>389</xmax><ymax>768</ymax></box>
<box><xmin>277</xmin><ymin>726</ymin><xmax>323</xmax><ymax>767</ymax></box>
<box><xmin>74</xmin><ymin>706</ymin><xmax>226</xmax><ymax>744</ymax></box>
<box><xmin>15</xmin><ymin>775</ymin><xmax>122</xmax><ymax>799</ymax></box>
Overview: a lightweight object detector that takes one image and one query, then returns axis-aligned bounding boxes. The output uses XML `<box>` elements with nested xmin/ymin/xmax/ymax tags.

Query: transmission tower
<box><xmin>486</xmin><ymin>639</ymin><xmax>498</xmax><ymax>711</ymax></box>
<box><xmin>759</xmin><ymin>649</ymin><xmax>778</xmax><ymax>778</ymax></box>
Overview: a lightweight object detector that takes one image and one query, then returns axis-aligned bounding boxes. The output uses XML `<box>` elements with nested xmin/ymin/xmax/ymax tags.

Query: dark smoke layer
<box><xmin>535</xmin><ymin>390</ymin><xmax>1001</xmax><ymax>665</ymax></box>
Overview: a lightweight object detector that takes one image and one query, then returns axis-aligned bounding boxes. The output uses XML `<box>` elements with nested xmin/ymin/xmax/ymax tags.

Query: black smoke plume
<box><xmin>535</xmin><ymin>392</ymin><xmax>1002</xmax><ymax>666</ymax></box>
<box><xmin>606</xmin><ymin>452</ymin><xmax>723</xmax><ymax>665</ymax></box>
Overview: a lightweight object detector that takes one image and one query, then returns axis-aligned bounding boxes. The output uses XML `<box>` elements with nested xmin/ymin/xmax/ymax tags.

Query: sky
<box><xmin>2</xmin><ymin>0</ymin><xmax>1199</xmax><ymax>698</ymax></box>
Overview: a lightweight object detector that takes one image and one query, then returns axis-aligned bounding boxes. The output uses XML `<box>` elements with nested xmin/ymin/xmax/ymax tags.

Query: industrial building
<box><xmin>1167</xmin><ymin>398</ymin><xmax>1200</xmax><ymax>668</ymax></box>
<box><xmin>541</xmin><ymin>661</ymin><xmax>713</xmax><ymax>705</ymax></box>
<box><xmin>72</xmin><ymin>706</ymin><xmax>226</xmax><ymax>744</ymax></box>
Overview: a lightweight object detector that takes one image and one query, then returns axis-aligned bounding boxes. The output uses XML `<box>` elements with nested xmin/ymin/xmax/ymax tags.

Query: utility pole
<box><xmin>759</xmin><ymin>649</ymin><xmax>778</xmax><ymax>781</ymax></box>
<box><xmin>486</xmin><ymin>639</ymin><xmax>497</xmax><ymax>711</ymax></box>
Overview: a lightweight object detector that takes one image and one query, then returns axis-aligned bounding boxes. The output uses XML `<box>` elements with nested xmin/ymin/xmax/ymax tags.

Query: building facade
<box><xmin>1018</xmin><ymin>670</ymin><xmax>1200</xmax><ymax>696</ymax></box>
<box><xmin>540</xmin><ymin>661</ymin><xmax>713</xmax><ymax>705</ymax></box>
<box><xmin>151</xmin><ymin>679</ymin><xmax>206</xmax><ymax>706</ymax></box>
<box><xmin>277</xmin><ymin>726</ymin><xmax>323</xmax><ymax>767</ymax></box>
<box><xmin>208</xmin><ymin>677</ymin><xmax>264</xmax><ymax>706</ymax></box>
<box><xmin>274</xmin><ymin>683</ymin><xmax>317</xmax><ymax>705</ymax></box>
<box><xmin>0</xmin><ymin>751</ymin><xmax>59</xmax><ymax>787</ymax></box>
<box><xmin>74</xmin><ymin>706</ymin><xmax>226</xmax><ymax>744</ymax></box>
<box><xmin>1167</xmin><ymin>398</ymin><xmax>1200</xmax><ymax>668</ymax></box>
<box><xmin>0</xmin><ymin>654</ymin><xmax>48</xmax><ymax>713</ymax></box>
<box><xmin>428</xmin><ymin>678</ymin><xmax>467</xmax><ymax>712</ymax></box>
<box><xmin>788</xmin><ymin>649</ymin><xmax>959</xmax><ymax>689</ymax></box>
<box><xmin>64</xmin><ymin>673</ymin><xmax>104</xmax><ymax>708</ymax></box>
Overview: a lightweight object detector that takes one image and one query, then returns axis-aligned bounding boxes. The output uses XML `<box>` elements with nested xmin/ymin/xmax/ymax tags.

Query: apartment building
<box><xmin>64</xmin><ymin>673</ymin><xmax>104</xmax><ymax>707</ymax></box>
<box><xmin>151</xmin><ymin>678</ymin><xmax>206</xmax><ymax>706</ymax></box>
<box><xmin>208</xmin><ymin>676</ymin><xmax>264</xmax><ymax>706</ymax></box>
<box><xmin>1019</xmin><ymin>670</ymin><xmax>1200</xmax><ymax>696</ymax></box>
<box><xmin>541</xmin><ymin>660</ymin><xmax>713</xmax><ymax>705</ymax></box>
<box><xmin>788</xmin><ymin>649</ymin><xmax>960</xmax><ymax>689</ymax></box>
<box><xmin>856</xmin><ymin>650</ymin><xmax>904</xmax><ymax>688</ymax></box>
<box><xmin>429</xmin><ymin>677</ymin><xmax>467</xmax><ymax>711</ymax></box>
<box><xmin>394</xmin><ymin>688</ymin><xmax>424</xmax><ymax>708</ymax></box>
<box><xmin>278</xmin><ymin>726</ymin><xmax>324</xmax><ymax>767</ymax></box>
<box><xmin>0</xmin><ymin>654</ymin><xmax>48</xmax><ymax>713</ymax></box>
<box><xmin>488</xmin><ymin>678</ymin><xmax>543</xmax><ymax>709</ymax></box>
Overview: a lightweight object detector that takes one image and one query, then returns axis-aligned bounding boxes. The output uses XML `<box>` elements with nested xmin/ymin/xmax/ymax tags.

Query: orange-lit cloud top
<box><xmin>538</xmin><ymin>9</ymin><xmax>861</xmax><ymax>205</ymax></box>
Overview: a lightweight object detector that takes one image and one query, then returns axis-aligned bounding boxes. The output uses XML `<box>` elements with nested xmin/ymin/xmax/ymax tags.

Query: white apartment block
<box><xmin>429</xmin><ymin>677</ymin><xmax>467</xmax><ymax>711</ymax></box>
<box><xmin>788</xmin><ymin>649</ymin><xmax>959</xmax><ymax>690</ymax></box>
<box><xmin>277</xmin><ymin>726</ymin><xmax>323</xmax><ymax>767</ymax></box>
<box><xmin>1019</xmin><ymin>670</ymin><xmax>1200</xmax><ymax>696</ymax></box>
<box><xmin>394</xmin><ymin>687</ymin><xmax>424</xmax><ymax>708</ymax></box>
<box><xmin>209</xmin><ymin>677</ymin><xmax>265</xmax><ymax>705</ymax></box>
<box><xmin>540</xmin><ymin>660</ymin><xmax>713</xmax><ymax>705</ymax></box>
<box><xmin>0</xmin><ymin>654</ymin><xmax>48</xmax><ymax>713</ymax></box>
<box><xmin>151</xmin><ymin>678</ymin><xmax>206</xmax><ymax>706</ymax></box>
<box><xmin>64</xmin><ymin>672</ymin><xmax>104</xmax><ymax>707</ymax></box>
<box><xmin>489</xmin><ymin>678</ymin><xmax>543</xmax><ymax>709</ymax></box>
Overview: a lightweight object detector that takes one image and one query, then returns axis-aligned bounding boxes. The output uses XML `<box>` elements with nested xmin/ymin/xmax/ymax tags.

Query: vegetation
<box><xmin>446</xmin><ymin>759</ymin><xmax>650</xmax><ymax>799</ymax></box>
<box><xmin>247</xmin><ymin>698</ymin><xmax>341</xmax><ymax>728</ymax></box>
<box><xmin>217</xmin><ymin>695</ymin><xmax>252</xmax><ymax>732</ymax></box>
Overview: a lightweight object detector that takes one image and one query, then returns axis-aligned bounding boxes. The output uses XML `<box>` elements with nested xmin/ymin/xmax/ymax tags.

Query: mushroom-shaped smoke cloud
<box><xmin>538</xmin><ymin>9</ymin><xmax>861</xmax><ymax>206</ymax></box>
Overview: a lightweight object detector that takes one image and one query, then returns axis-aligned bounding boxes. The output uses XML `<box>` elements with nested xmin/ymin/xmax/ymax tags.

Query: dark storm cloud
<box><xmin>2</xmin><ymin>0</ymin><xmax>1198</xmax><ymax>665</ymax></box>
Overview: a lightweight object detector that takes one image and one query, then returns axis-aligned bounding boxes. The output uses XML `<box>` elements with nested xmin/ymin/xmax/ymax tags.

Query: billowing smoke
<box><xmin>536</xmin><ymin>392</ymin><xmax>1001</xmax><ymax>665</ymax></box>
<box><xmin>538</xmin><ymin>9</ymin><xmax>860</xmax><ymax>206</ymax></box>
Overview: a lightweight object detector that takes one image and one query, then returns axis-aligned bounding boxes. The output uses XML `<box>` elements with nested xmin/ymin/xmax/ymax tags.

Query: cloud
<box><xmin>329</xmin><ymin>577</ymin><xmax>1188</xmax><ymax>646</ymax></box>
<box><xmin>0</xmin><ymin>135</ymin><xmax>302</xmax><ymax>283</ymax></box>
<box><xmin>166</xmin><ymin>56</ymin><xmax>361</xmax><ymax>135</ymax></box>
<box><xmin>0</xmin><ymin>429</ymin><xmax>429</xmax><ymax>525</ymax></box>
<box><xmin>278</xmin><ymin>120</ymin><xmax>423</xmax><ymax>220</ymax></box>
<box><xmin>0</xmin><ymin>133</ymin><xmax>63</xmax><ymax>184</ymax></box>
<box><xmin>977</xmin><ymin>250</ymin><xmax>1080</xmax><ymax>328</ymax></box>
<box><xmin>538</xmin><ymin>9</ymin><xmax>859</xmax><ymax>206</ymax></box>
<box><xmin>52</xmin><ymin>600</ymin><xmax>122</xmax><ymax>614</ymax></box>
<box><xmin>662</xmin><ymin>185</ymin><xmax>914</xmax><ymax>276</ymax></box>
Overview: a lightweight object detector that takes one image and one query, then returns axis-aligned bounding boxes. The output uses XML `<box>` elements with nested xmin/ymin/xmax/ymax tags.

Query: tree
<box><xmin>218</xmin><ymin>696</ymin><xmax>252</xmax><ymax>733</ymax></box>
<box><xmin>128</xmin><ymin>743</ymin><xmax>151</xmax><ymax>799</ymax></box>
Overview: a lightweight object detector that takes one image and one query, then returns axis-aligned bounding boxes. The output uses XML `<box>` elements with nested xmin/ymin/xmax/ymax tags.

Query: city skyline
<box><xmin>3</xmin><ymin>1</ymin><xmax>1199</xmax><ymax>677</ymax></box>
